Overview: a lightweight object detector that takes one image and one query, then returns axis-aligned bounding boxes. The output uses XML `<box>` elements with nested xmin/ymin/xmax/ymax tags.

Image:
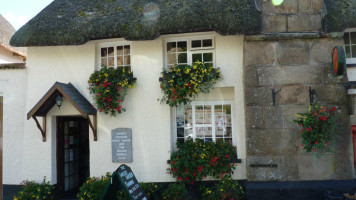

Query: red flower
<box><xmin>225</xmin><ymin>155</ymin><xmax>229</xmax><ymax>158</ymax></box>
<box><xmin>320</xmin><ymin>116</ymin><xmax>327</xmax><ymax>121</ymax></box>
<box><xmin>186</xmin><ymin>83</ymin><xmax>190</xmax><ymax>87</ymax></box>
<box><xmin>315</xmin><ymin>141</ymin><xmax>318</xmax><ymax>145</ymax></box>
<box><xmin>99</xmin><ymin>108</ymin><xmax>104</xmax><ymax>112</ymax></box>
<box><xmin>197</xmin><ymin>165</ymin><xmax>203</xmax><ymax>172</ymax></box>
<box><xmin>117</xmin><ymin>99</ymin><xmax>121</xmax><ymax>103</ymax></box>
<box><xmin>331</xmin><ymin>107</ymin><xmax>337</xmax><ymax>112</ymax></box>
<box><xmin>116</xmin><ymin>106</ymin><xmax>122</xmax><ymax>112</ymax></box>
<box><xmin>299</xmin><ymin>123</ymin><xmax>302</xmax><ymax>127</ymax></box>
<box><xmin>108</xmin><ymin>98</ymin><xmax>113</xmax><ymax>102</ymax></box>
<box><xmin>177</xmin><ymin>177</ymin><xmax>182</xmax><ymax>181</ymax></box>
<box><xmin>301</xmin><ymin>144</ymin><xmax>304</xmax><ymax>147</ymax></box>
<box><xmin>314</xmin><ymin>112</ymin><xmax>318</xmax><ymax>116</ymax></box>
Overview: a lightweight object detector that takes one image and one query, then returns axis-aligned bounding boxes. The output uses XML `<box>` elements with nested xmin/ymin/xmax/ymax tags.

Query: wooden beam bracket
<box><xmin>33</xmin><ymin>115</ymin><xmax>46</xmax><ymax>142</ymax></box>
<box><xmin>88</xmin><ymin>115</ymin><xmax>97</xmax><ymax>141</ymax></box>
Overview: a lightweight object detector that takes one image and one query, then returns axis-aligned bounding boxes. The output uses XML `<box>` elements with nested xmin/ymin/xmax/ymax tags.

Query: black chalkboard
<box><xmin>117</xmin><ymin>164</ymin><xmax>147</xmax><ymax>200</ymax></box>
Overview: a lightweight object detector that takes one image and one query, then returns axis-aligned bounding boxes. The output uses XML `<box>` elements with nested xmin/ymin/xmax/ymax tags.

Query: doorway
<box><xmin>57</xmin><ymin>117</ymin><xmax>89</xmax><ymax>198</ymax></box>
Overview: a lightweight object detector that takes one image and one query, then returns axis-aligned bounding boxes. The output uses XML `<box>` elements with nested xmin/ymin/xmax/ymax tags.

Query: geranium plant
<box><xmin>168</xmin><ymin>138</ymin><xmax>236</xmax><ymax>185</ymax></box>
<box><xmin>159</xmin><ymin>62</ymin><xmax>222</xmax><ymax>107</ymax></box>
<box><xmin>200</xmin><ymin>175</ymin><xmax>245</xmax><ymax>200</ymax></box>
<box><xmin>293</xmin><ymin>102</ymin><xmax>340</xmax><ymax>152</ymax></box>
<box><xmin>88</xmin><ymin>66</ymin><xmax>136</xmax><ymax>116</ymax></box>
<box><xmin>14</xmin><ymin>177</ymin><xmax>54</xmax><ymax>200</ymax></box>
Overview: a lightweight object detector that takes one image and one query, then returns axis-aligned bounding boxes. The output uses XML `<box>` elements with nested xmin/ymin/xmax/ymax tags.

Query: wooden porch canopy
<box><xmin>27</xmin><ymin>82</ymin><xmax>97</xmax><ymax>141</ymax></box>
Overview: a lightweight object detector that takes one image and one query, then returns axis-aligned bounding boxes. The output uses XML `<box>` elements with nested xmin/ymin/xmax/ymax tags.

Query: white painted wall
<box><xmin>0</xmin><ymin>47</ymin><xmax>24</xmax><ymax>64</ymax></box>
<box><xmin>0</xmin><ymin>68</ymin><xmax>27</xmax><ymax>184</ymax></box>
<box><xmin>8</xmin><ymin>32</ymin><xmax>246</xmax><ymax>185</ymax></box>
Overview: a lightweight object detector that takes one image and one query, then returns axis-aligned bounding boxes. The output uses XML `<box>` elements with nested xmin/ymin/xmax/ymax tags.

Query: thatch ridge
<box><xmin>10</xmin><ymin>0</ymin><xmax>261</xmax><ymax>47</ymax></box>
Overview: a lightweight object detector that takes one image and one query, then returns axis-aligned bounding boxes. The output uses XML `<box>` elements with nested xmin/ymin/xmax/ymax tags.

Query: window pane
<box><xmin>346</xmin><ymin>46</ymin><xmax>351</xmax><ymax>58</ymax></box>
<box><xmin>177</xmin><ymin>41</ymin><xmax>187</xmax><ymax>52</ymax></box>
<box><xmin>167</xmin><ymin>42</ymin><xmax>176</xmax><ymax>53</ymax></box>
<box><xmin>344</xmin><ymin>33</ymin><xmax>350</xmax><ymax>45</ymax></box>
<box><xmin>204</xmin><ymin>63</ymin><xmax>213</xmax><ymax>67</ymax></box>
<box><xmin>101</xmin><ymin>48</ymin><xmax>108</xmax><ymax>57</ymax></box>
<box><xmin>203</xmin><ymin>39</ymin><xmax>213</xmax><ymax>47</ymax></box>
<box><xmin>192</xmin><ymin>40</ymin><xmax>201</xmax><ymax>48</ymax></box>
<box><xmin>167</xmin><ymin>53</ymin><xmax>177</xmax><ymax>65</ymax></box>
<box><xmin>177</xmin><ymin>128</ymin><xmax>184</xmax><ymax>137</ymax></box>
<box><xmin>124</xmin><ymin>45</ymin><xmax>130</xmax><ymax>55</ymax></box>
<box><xmin>195</xmin><ymin>105</ymin><xmax>211</xmax><ymax>124</ymax></box>
<box><xmin>351</xmin><ymin>32</ymin><xmax>356</xmax><ymax>44</ymax></box>
<box><xmin>352</xmin><ymin>45</ymin><xmax>356</xmax><ymax>58</ymax></box>
<box><xmin>178</xmin><ymin>53</ymin><xmax>187</xmax><ymax>64</ymax></box>
<box><xmin>108</xmin><ymin>57</ymin><xmax>115</xmax><ymax>66</ymax></box>
<box><xmin>117</xmin><ymin>46</ymin><xmax>123</xmax><ymax>55</ymax></box>
<box><xmin>203</xmin><ymin>53</ymin><xmax>213</xmax><ymax>62</ymax></box>
<box><xmin>192</xmin><ymin>54</ymin><xmax>202</xmax><ymax>63</ymax></box>
<box><xmin>185</xmin><ymin>106</ymin><xmax>193</xmax><ymax>127</ymax></box>
<box><xmin>108</xmin><ymin>47</ymin><xmax>114</xmax><ymax>56</ymax></box>
<box><xmin>124</xmin><ymin>55</ymin><xmax>130</xmax><ymax>65</ymax></box>
<box><xmin>117</xmin><ymin>56</ymin><xmax>123</xmax><ymax>66</ymax></box>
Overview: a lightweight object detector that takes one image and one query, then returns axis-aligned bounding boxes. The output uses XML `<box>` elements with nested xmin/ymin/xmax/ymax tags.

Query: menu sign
<box><xmin>117</xmin><ymin>164</ymin><xmax>147</xmax><ymax>200</ymax></box>
<box><xmin>112</xmin><ymin>128</ymin><xmax>132</xmax><ymax>163</ymax></box>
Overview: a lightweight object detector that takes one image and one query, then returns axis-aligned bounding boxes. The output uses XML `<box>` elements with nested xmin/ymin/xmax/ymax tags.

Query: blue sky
<box><xmin>0</xmin><ymin>0</ymin><xmax>53</xmax><ymax>30</ymax></box>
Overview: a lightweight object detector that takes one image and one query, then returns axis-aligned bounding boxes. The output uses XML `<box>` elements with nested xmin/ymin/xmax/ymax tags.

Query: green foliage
<box><xmin>159</xmin><ymin>62</ymin><xmax>222</xmax><ymax>107</ymax></box>
<box><xmin>200</xmin><ymin>176</ymin><xmax>245</xmax><ymax>200</ymax></box>
<box><xmin>168</xmin><ymin>138</ymin><xmax>237</xmax><ymax>184</ymax></box>
<box><xmin>77</xmin><ymin>173</ymin><xmax>111</xmax><ymax>200</ymax></box>
<box><xmin>117</xmin><ymin>182</ymin><xmax>162</xmax><ymax>200</ymax></box>
<box><xmin>161</xmin><ymin>182</ymin><xmax>188</xmax><ymax>200</ymax></box>
<box><xmin>293</xmin><ymin>102</ymin><xmax>341</xmax><ymax>152</ymax></box>
<box><xmin>88</xmin><ymin>66</ymin><xmax>136</xmax><ymax>116</ymax></box>
<box><xmin>13</xmin><ymin>177</ymin><xmax>54</xmax><ymax>200</ymax></box>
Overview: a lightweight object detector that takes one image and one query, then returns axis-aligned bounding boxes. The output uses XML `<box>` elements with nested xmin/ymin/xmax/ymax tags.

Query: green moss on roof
<box><xmin>324</xmin><ymin>0</ymin><xmax>356</xmax><ymax>32</ymax></box>
<box><xmin>10</xmin><ymin>0</ymin><xmax>261</xmax><ymax>47</ymax></box>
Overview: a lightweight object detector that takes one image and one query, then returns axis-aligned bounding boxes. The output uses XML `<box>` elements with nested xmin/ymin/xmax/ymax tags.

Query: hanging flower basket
<box><xmin>293</xmin><ymin>102</ymin><xmax>341</xmax><ymax>152</ymax></box>
<box><xmin>88</xmin><ymin>66</ymin><xmax>136</xmax><ymax>116</ymax></box>
<box><xmin>159</xmin><ymin>61</ymin><xmax>222</xmax><ymax>107</ymax></box>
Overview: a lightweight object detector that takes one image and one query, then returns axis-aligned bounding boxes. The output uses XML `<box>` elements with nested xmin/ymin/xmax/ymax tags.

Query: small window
<box><xmin>165</xmin><ymin>37</ymin><xmax>214</xmax><ymax>68</ymax></box>
<box><xmin>175</xmin><ymin>102</ymin><xmax>233</xmax><ymax>146</ymax></box>
<box><xmin>99</xmin><ymin>43</ymin><xmax>131</xmax><ymax>69</ymax></box>
<box><xmin>344</xmin><ymin>31</ymin><xmax>356</xmax><ymax>65</ymax></box>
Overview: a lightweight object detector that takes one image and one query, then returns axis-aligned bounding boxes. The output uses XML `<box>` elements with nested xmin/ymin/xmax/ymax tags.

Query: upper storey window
<box><xmin>97</xmin><ymin>42</ymin><xmax>131</xmax><ymax>69</ymax></box>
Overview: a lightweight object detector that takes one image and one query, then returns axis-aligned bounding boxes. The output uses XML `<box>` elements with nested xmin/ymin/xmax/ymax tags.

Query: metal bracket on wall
<box><xmin>272</xmin><ymin>88</ymin><xmax>281</xmax><ymax>106</ymax></box>
<box><xmin>309</xmin><ymin>86</ymin><xmax>318</xmax><ymax>105</ymax></box>
<box><xmin>249</xmin><ymin>163</ymin><xmax>278</xmax><ymax>168</ymax></box>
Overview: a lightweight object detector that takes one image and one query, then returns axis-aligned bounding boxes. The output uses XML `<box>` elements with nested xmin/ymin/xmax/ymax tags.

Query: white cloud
<box><xmin>3</xmin><ymin>11</ymin><xmax>30</xmax><ymax>30</ymax></box>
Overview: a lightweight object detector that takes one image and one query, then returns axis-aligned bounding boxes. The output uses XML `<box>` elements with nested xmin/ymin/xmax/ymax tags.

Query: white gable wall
<box><xmin>0</xmin><ymin>47</ymin><xmax>24</xmax><ymax>64</ymax></box>
<box><xmin>14</xmin><ymin>32</ymin><xmax>246</xmax><ymax>185</ymax></box>
<box><xmin>0</xmin><ymin>68</ymin><xmax>27</xmax><ymax>184</ymax></box>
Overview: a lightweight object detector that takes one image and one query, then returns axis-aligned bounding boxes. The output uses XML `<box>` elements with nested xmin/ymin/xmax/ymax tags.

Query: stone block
<box><xmin>264</xmin><ymin>106</ymin><xmax>284</xmax><ymax>129</ymax></box>
<box><xmin>258</xmin><ymin>65</ymin><xmax>324</xmax><ymax>86</ymax></box>
<box><xmin>244</xmin><ymin>41</ymin><xmax>275</xmax><ymax>66</ymax></box>
<box><xmin>282</xmin><ymin>105</ymin><xmax>309</xmax><ymax>128</ymax></box>
<box><xmin>334</xmin><ymin>133</ymin><xmax>352</xmax><ymax>154</ymax></box>
<box><xmin>262</xmin><ymin>15</ymin><xmax>287</xmax><ymax>33</ymax></box>
<box><xmin>244</xmin><ymin>67</ymin><xmax>259</xmax><ymax>87</ymax></box>
<box><xmin>247</xmin><ymin>129</ymin><xmax>299</xmax><ymax>155</ymax></box>
<box><xmin>247</xmin><ymin>156</ymin><xmax>284</xmax><ymax>181</ymax></box>
<box><xmin>288</xmin><ymin>15</ymin><xmax>322</xmax><ymax>32</ymax></box>
<box><xmin>276</xmin><ymin>41</ymin><xmax>310</xmax><ymax>65</ymax></box>
<box><xmin>282</xmin><ymin>155</ymin><xmax>300</xmax><ymax>181</ymax></box>
<box><xmin>298</xmin><ymin>154</ymin><xmax>336</xmax><ymax>180</ymax></box>
<box><xmin>262</xmin><ymin>0</ymin><xmax>298</xmax><ymax>15</ymax></box>
<box><xmin>246</xmin><ymin>106</ymin><xmax>264</xmax><ymax>129</ymax></box>
<box><xmin>276</xmin><ymin>85</ymin><xmax>309</xmax><ymax>105</ymax></box>
<box><xmin>245</xmin><ymin>87</ymin><xmax>273</xmax><ymax>106</ymax></box>
<box><xmin>312</xmin><ymin>84</ymin><xmax>348</xmax><ymax>105</ymax></box>
<box><xmin>311</xmin><ymin>39</ymin><xmax>344</xmax><ymax>64</ymax></box>
<box><xmin>334</xmin><ymin>155</ymin><xmax>354</xmax><ymax>179</ymax></box>
<box><xmin>299</xmin><ymin>0</ymin><xmax>323</xmax><ymax>14</ymax></box>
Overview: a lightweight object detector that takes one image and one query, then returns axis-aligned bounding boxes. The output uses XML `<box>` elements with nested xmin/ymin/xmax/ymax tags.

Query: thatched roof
<box><xmin>10</xmin><ymin>0</ymin><xmax>261</xmax><ymax>47</ymax></box>
<box><xmin>0</xmin><ymin>15</ymin><xmax>26</xmax><ymax>58</ymax></box>
<box><xmin>323</xmin><ymin>0</ymin><xmax>356</xmax><ymax>32</ymax></box>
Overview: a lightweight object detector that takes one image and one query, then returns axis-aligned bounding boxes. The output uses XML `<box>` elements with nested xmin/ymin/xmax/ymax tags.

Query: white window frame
<box><xmin>173</xmin><ymin>101</ymin><xmax>234</xmax><ymax>149</ymax></box>
<box><xmin>96</xmin><ymin>41</ymin><xmax>131</xmax><ymax>69</ymax></box>
<box><xmin>344</xmin><ymin>28</ymin><xmax>356</xmax><ymax>65</ymax></box>
<box><xmin>164</xmin><ymin>36</ymin><xmax>215</xmax><ymax>68</ymax></box>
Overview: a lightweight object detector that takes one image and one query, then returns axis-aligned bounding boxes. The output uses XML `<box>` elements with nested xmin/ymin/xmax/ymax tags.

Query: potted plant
<box><xmin>159</xmin><ymin>62</ymin><xmax>222</xmax><ymax>107</ymax></box>
<box><xmin>88</xmin><ymin>66</ymin><xmax>136</xmax><ymax>116</ymax></box>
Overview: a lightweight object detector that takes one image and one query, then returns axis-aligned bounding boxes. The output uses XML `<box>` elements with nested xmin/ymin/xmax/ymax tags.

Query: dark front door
<box><xmin>57</xmin><ymin>117</ymin><xmax>89</xmax><ymax>198</ymax></box>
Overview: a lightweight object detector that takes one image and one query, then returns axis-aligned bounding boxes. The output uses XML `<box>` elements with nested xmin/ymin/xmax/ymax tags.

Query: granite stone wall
<box><xmin>244</xmin><ymin>0</ymin><xmax>354</xmax><ymax>182</ymax></box>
